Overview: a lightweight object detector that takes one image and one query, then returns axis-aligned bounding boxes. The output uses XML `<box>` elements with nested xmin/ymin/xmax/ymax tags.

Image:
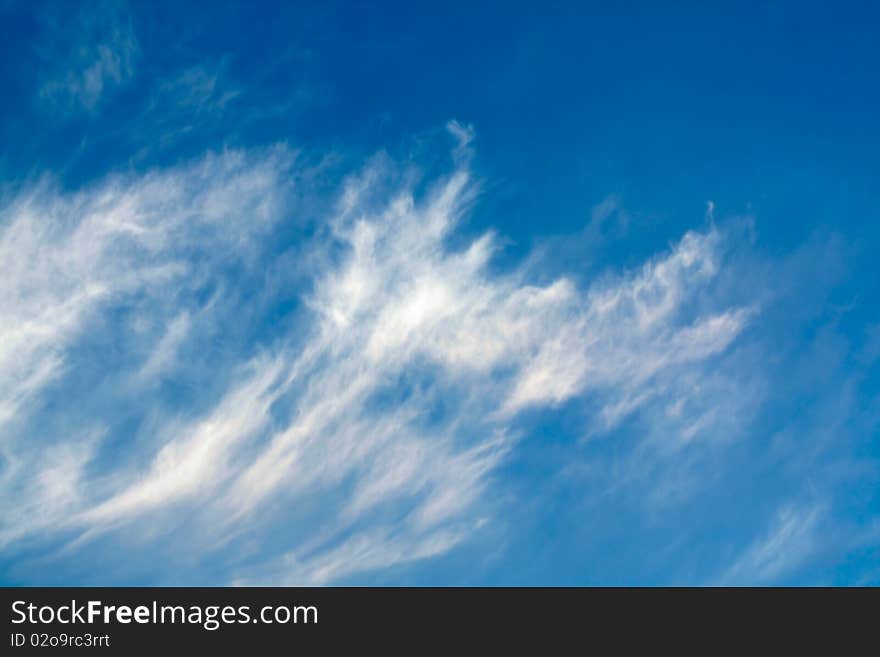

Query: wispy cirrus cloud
<box><xmin>37</xmin><ymin>2</ymin><xmax>138</xmax><ymax>111</ymax></box>
<box><xmin>0</xmin><ymin>126</ymin><xmax>752</xmax><ymax>583</ymax></box>
<box><xmin>0</xmin><ymin>146</ymin><xmax>295</xmax><ymax>548</ymax></box>
<box><xmin>717</xmin><ymin>504</ymin><xmax>824</xmax><ymax>585</ymax></box>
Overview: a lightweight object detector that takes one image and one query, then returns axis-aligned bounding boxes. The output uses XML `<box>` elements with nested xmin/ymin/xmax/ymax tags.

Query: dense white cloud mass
<box><xmin>0</xmin><ymin>138</ymin><xmax>749</xmax><ymax>583</ymax></box>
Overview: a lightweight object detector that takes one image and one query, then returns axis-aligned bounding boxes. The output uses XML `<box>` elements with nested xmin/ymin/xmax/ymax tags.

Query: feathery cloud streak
<box><xmin>37</xmin><ymin>3</ymin><xmax>138</xmax><ymax>111</ymax></box>
<box><xmin>0</xmin><ymin>136</ymin><xmax>748</xmax><ymax>583</ymax></box>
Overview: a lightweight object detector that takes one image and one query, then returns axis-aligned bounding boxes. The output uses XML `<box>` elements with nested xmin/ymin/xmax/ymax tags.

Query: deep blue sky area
<box><xmin>0</xmin><ymin>1</ymin><xmax>878</xmax><ymax>585</ymax></box>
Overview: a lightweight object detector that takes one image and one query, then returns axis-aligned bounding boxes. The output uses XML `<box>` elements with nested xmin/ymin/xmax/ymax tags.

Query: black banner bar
<box><xmin>2</xmin><ymin>587</ymin><xmax>876</xmax><ymax>651</ymax></box>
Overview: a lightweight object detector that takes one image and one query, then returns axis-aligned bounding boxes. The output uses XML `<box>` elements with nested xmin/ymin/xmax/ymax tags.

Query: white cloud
<box><xmin>0</xmin><ymin>141</ymin><xmax>749</xmax><ymax>583</ymax></box>
<box><xmin>0</xmin><ymin>147</ymin><xmax>295</xmax><ymax>546</ymax></box>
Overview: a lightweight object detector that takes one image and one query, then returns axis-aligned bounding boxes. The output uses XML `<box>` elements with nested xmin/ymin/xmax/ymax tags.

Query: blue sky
<box><xmin>0</xmin><ymin>0</ymin><xmax>878</xmax><ymax>585</ymax></box>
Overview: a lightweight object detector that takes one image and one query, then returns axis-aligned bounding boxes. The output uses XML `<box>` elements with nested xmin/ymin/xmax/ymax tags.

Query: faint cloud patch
<box><xmin>718</xmin><ymin>504</ymin><xmax>823</xmax><ymax>584</ymax></box>
<box><xmin>37</xmin><ymin>2</ymin><xmax>138</xmax><ymax>111</ymax></box>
